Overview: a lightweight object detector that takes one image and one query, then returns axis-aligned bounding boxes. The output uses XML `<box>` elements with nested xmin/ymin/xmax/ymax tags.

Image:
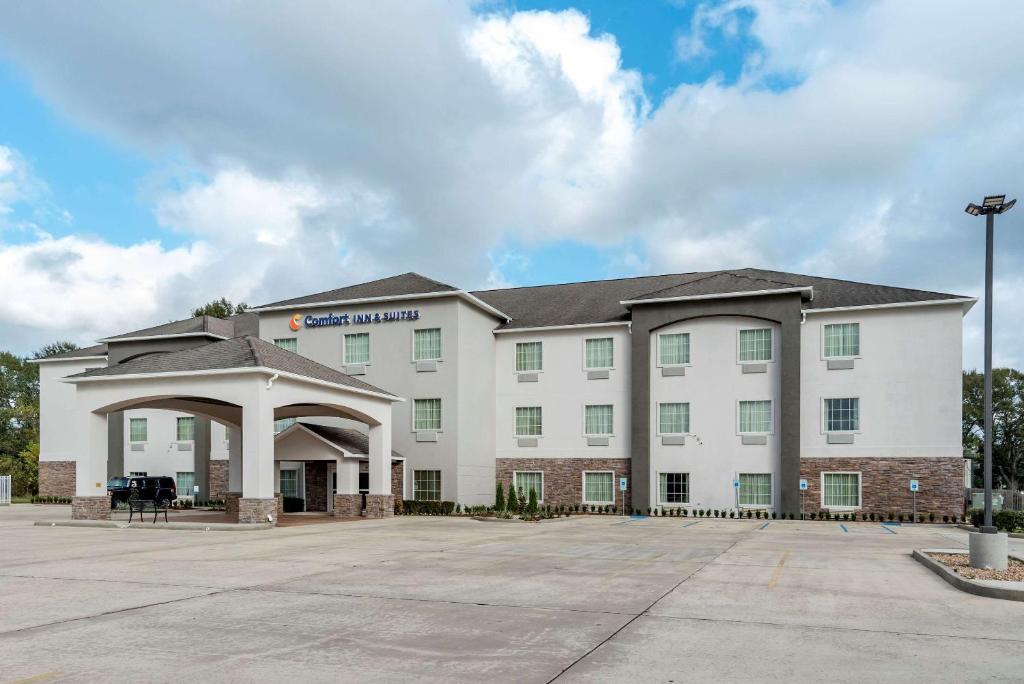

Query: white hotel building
<box><xmin>35</xmin><ymin>269</ymin><xmax>973</xmax><ymax>522</ymax></box>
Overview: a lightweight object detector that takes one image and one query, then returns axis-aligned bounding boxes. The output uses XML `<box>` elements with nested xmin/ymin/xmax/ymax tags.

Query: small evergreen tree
<box><xmin>527</xmin><ymin>487</ymin><xmax>539</xmax><ymax>515</ymax></box>
<box><xmin>495</xmin><ymin>481</ymin><xmax>505</xmax><ymax>512</ymax></box>
<box><xmin>506</xmin><ymin>482</ymin><xmax>519</xmax><ymax>514</ymax></box>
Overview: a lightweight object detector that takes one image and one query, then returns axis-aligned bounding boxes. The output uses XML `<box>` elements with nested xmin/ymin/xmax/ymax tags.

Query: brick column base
<box><xmin>72</xmin><ymin>496</ymin><xmax>111</xmax><ymax>520</ymax></box>
<box><xmin>275</xmin><ymin>493</ymin><xmax>283</xmax><ymax>516</ymax></box>
<box><xmin>225</xmin><ymin>492</ymin><xmax>241</xmax><ymax>521</ymax></box>
<box><xmin>364</xmin><ymin>494</ymin><xmax>394</xmax><ymax>519</ymax></box>
<box><xmin>40</xmin><ymin>461</ymin><xmax>77</xmax><ymax>498</ymax></box>
<box><xmin>333</xmin><ymin>494</ymin><xmax>362</xmax><ymax>517</ymax></box>
<box><xmin>238</xmin><ymin>498</ymin><xmax>277</xmax><ymax>525</ymax></box>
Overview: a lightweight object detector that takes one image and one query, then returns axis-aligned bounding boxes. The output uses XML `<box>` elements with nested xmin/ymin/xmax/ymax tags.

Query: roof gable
<box><xmin>254</xmin><ymin>272</ymin><xmax>457</xmax><ymax>310</ymax></box>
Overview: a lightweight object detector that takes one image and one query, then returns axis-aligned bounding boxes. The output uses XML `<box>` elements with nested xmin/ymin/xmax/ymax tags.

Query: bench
<box><xmin>127</xmin><ymin>498</ymin><xmax>169</xmax><ymax>524</ymax></box>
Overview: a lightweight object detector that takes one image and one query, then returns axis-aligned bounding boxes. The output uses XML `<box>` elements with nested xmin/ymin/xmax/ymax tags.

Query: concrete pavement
<box><xmin>1</xmin><ymin>505</ymin><xmax>1022</xmax><ymax>683</ymax></box>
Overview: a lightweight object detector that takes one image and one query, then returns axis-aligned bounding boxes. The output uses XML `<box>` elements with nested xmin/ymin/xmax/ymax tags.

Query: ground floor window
<box><xmin>514</xmin><ymin>471</ymin><xmax>543</xmax><ymax>501</ymax></box>
<box><xmin>822</xmin><ymin>472</ymin><xmax>861</xmax><ymax>508</ymax></box>
<box><xmin>414</xmin><ymin>470</ymin><xmax>441</xmax><ymax>501</ymax></box>
<box><xmin>176</xmin><ymin>471</ymin><xmax>195</xmax><ymax>497</ymax></box>
<box><xmin>658</xmin><ymin>472</ymin><xmax>688</xmax><ymax>504</ymax></box>
<box><xmin>738</xmin><ymin>473</ymin><xmax>772</xmax><ymax>506</ymax></box>
<box><xmin>583</xmin><ymin>471</ymin><xmax>614</xmax><ymax>504</ymax></box>
<box><xmin>279</xmin><ymin>469</ymin><xmax>299</xmax><ymax>498</ymax></box>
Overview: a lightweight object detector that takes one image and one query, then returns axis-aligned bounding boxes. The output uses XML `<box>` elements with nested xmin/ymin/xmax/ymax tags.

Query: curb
<box><xmin>957</xmin><ymin>524</ymin><xmax>1024</xmax><ymax>539</ymax></box>
<box><xmin>470</xmin><ymin>515</ymin><xmax>572</xmax><ymax>523</ymax></box>
<box><xmin>34</xmin><ymin>520</ymin><xmax>273</xmax><ymax>531</ymax></box>
<box><xmin>912</xmin><ymin>549</ymin><xmax>1024</xmax><ymax>602</ymax></box>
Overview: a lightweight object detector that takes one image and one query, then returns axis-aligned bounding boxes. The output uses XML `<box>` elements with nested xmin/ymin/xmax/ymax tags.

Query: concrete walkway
<box><xmin>1</xmin><ymin>505</ymin><xmax>1022</xmax><ymax>682</ymax></box>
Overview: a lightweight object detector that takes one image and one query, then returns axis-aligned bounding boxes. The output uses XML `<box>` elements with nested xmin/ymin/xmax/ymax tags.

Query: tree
<box><xmin>506</xmin><ymin>481</ymin><xmax>519</xmax><ymax>514</ymax></box>
<box><xmin>527</xmin><ymin>487</ymin><xmax>539</xmax><ymax>516</ymax></box>
<box><xmin>32</xmin><ymin>341</ymin><xmax>80</xmax><ymax>360</ymax></box>
<box><xmin>495</xmin><ymin>481</ymin><xmax>505</xmax><ymax>512</ymax></box>
<box><xmin>191</xmin><ymin>297</ymin><xmax>249</xmax><ymax>318</ymax></box>
<box><xmin>963</xmin><ymin>369</ymin><xmax>1024</xmax><ymax>492</ymax></box>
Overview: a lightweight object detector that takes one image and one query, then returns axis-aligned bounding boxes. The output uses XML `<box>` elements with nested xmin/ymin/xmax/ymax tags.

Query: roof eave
<box><xmin>28</xmin><ymin>355</ymin><xmax>108</xmax><ymax>365</ymax></box>
<box><xmin>804</xmin><ymin>297</ymin><xmax>978</xmax><ymax>316</ymax></box>
<box><xmin>620</xmin><ymin>286</ymin><xmax>814</xmax><ymax>308</ymax></box>
<box><xmin>252</xmin><ymin>289</ymin><xmax>510</xmax><ymax>322</ymax></box>
<box><xmin>97</xmin><ymin>332</ymin><xmax>229</xmax><ymax>344</ymax></box>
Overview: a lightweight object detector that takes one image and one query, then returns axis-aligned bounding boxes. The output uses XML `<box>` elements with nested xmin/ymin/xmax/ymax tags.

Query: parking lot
<box><xmin>1</xmin><ymin>505</ymin><xmax>1023</xmax><ymax>683</ymax></box>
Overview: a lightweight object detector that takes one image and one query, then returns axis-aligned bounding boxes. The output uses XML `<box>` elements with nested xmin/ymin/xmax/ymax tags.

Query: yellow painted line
<box><xmin>767</xmin><ymin>550</ymin><xmax>790</xmax><ymax>590</ymax></box>
<box><xmin>12</xmin><ymin>671</ymin><xmax>65</xmax><ymax>684</ymax></box>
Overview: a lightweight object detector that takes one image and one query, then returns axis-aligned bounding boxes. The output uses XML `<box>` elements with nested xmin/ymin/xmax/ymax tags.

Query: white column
<box><xmin>367</xmin><ymin>422</ymin><xmax>391</xmax><ymax>496</ymax></box>
<box><xmin>336</xmin><ymin>457</ymin><xmax>359</xmax><ymax>495</ymax></box>
<box><xmin>241</xmin><ymin>382</ymin><xmax>275</xmax><ymax>499</ymax></box>
<box><xmin>274</xmin><ymin>461</ymin><xmax>282</xmax><ymax>494</ymax></box>
<box><xmin>76</xmin><ymin>411</ymin><xmax>109</xmax><ymax>497</ymax></box>
<box><xmin>227</xmin><ymin>426</ymin><xmax>242</xmax><ymax>492</ymax></box>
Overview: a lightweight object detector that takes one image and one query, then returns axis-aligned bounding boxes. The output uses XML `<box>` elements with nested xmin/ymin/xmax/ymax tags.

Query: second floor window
<box><xmin>273</xmin><ymin>338</ymin><xmax>297</xmax><ymax>353</ymax></box>
<box><xmin>129</xmin><ymin>417</ymin><xmax>147</xmax><ymax>442</ymax></box>
<box><xmin>825</xmin><ymin>398</ymin><xmax>859</xmax><ymax>432</ymax></box>
<box><xmin>739</xmin><ymin>328</ymin><xmax>772</xmax><ymax>362</ymax></box>
<box><xmin>176</xmin><ymin>416</ymin><xmax>195</xmax><ymax>441</ymax></box>
<box><xmin>344</xmin><ymin>333</ymin><xmax>370</xmax><ymax>364</ymax></box>
<box><xmin>824</xmin><ymin>323</ymin><xmax>860</xmax><ymax>358</ymax></box>
<box><xmin>585</xmin><ymin>337</ymin><xmax>613</xmax><ymax>369</ymax></box>
<box><xmin>413</xmin><ymin>328</ymin><xmax>441</xmax><ymax>361</ymax></box>
<box><xmin>658</xmin><ymin>403</ymin><xmax>690</xmax><ymax>434</ymax></box>
<box><xmin>659</xmin><ymin>333</ymin><xmax>690</xmax><ymax>365</ymax></box>
<box><xmin>739</xmin><ymin>400</ymin><xmax>772</xmax><ymax>434</ymax></box>
<box><xmin>414</xmin><ymin>398</ymin><xmax>442</xmax><ymax>431</ymax></box>
<box><xmin>516</xmin><ymin>341</ymin><xmax>543</xmax><ymax>372</ymax></box>
<box><xmin>584</xmin><ymin>404</ymin><xmax>613</xmax><ymax>435</ymax></box>
<box><xmin>515</xmin><ymin>407</ymin><xmax>543</xmax><ymax>436</ymax></box>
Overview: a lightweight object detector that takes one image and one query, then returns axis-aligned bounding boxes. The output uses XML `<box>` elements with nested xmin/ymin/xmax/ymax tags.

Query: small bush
<box><xmin>401</xmin><ymin>500</ymin><xmax>456</xmax><ymax>515</ymax></box>
<box><xmin>682</xmin><ymin>508</ymin><xmax>689</xmax><ymax>517</ymax></box>
<box><xmin>928</xmin><ymin>512</ymin><xmax>935</xmax><ymax>523</ymax></box>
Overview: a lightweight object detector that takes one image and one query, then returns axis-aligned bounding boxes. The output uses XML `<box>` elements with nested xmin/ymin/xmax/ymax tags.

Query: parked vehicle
<box><xmin>106</xmin><ymin>476</ymin><xmax>177</xmax><ymax>508</ymax></box>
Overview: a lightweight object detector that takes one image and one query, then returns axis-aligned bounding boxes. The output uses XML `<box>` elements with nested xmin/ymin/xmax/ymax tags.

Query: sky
<box><xmin>0</xmin><ymin>0</ymin><xmax>1021</xmax><ymax>370</ymax></box>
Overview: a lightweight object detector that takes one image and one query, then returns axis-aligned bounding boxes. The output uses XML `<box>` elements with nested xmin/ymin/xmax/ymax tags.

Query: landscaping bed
<box><xmin>927</xmin><ymin>552</ymin><xmax>1024</xmax><ymax>582</ymax></box>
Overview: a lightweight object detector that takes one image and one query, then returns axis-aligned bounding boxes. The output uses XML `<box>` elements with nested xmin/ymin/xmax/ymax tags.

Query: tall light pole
<box><xmin>965</xmin><ymin>194</ymin><xmax>1015</xmax><ymax>534</ymax></box>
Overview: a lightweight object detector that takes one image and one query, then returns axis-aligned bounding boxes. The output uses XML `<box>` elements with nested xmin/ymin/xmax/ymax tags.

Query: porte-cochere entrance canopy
<box><xmin>63</xmin><ymin>336</ymin><xmax>402</xmax><ymax>523</ymax></box>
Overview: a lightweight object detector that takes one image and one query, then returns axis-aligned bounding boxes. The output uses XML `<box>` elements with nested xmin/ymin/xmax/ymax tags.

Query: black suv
<box><xmin>107</xmin><ymin>476</ymin><xmax>177</xmax><ymax>508</ymax></box>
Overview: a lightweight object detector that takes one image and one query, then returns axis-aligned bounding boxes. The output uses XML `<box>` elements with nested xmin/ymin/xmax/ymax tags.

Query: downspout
<box><xmin>266</xmin><ymin>373</ymin><xmax>279</xmax><ymax>389</ymax></box>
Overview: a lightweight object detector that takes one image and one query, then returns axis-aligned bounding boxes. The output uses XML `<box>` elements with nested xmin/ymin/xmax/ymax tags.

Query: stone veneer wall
<box><xmin>225</xmin><ymin>492</ymin><xmax>241</xmax><ymax>520</ymax></box>
<box><xmin>39</xmin><ymin>461</ymin><xmax>76</xmax><ymax>497</ymax></box>
<box><xmin>208</xmin><ymin>461</ymin><xmax>229</xmax><ymax>501</ymax></box>
<box><xmin>364</xmin><ymin>494</ymin><xmax>394</xmax><ymax>518</ymax></box>
<box><xmin>71</xmin><ymin>496</ymin><xmax>111</xmax><ymax>520</ymax></box>
<box><xmin>800</xmin><ymin>457</ymin><xmax>965</xmax><ymax>518</ymax></box>
<box><xmin>239</xmin><ymin>497</ymin><xmax>277</xmax><ymax>525</ymax></box>
<box><xmin>496</xmin><ymin>458</ymin><xmax>632</xmax><ymax>512</ymax></box>
<box><xmin>334</xmin><ymin>494</ymin><xmax>362</xmax><ymax>517</ymax></box>
<box><xmin>304</xmin><ymin>462</ymin><xmax>328</xmax><ymax>512</ymax></box>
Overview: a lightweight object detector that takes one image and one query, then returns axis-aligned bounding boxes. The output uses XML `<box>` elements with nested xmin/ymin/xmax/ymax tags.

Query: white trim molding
<box><xmin>621</xmin><ymin>286</ymin><xmax>813</xmax><ymax>308</ymax></box>
<box><xmin>253</xmin><ymin>290</ymin><xmax>511</xmax><ymax>322</ymax></box>
<box><xmin>804</xmin><ymin>297</ymin><xmax>977</xmax><ymax>316</ymax></box>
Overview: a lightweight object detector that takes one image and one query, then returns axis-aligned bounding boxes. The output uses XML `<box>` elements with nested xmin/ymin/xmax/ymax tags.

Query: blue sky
<box><xmin>0</xmin><ymin>1</ymin><xmax>1022</xmax><ymax>368</ymax></box>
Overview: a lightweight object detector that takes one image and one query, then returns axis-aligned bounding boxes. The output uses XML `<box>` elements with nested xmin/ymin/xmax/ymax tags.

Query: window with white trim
<box><xmin>584</xmin><ymin>405</ymin><xmax>613</xmax><ymax>435</ymax></box>
<box><xmin>738</xmin><ymin>473</ymin><xmax>772</xmax><ymax>506</ymax></box>
<box><xmin>738</xmin><ymin>400</ymin><xmax>772</xmax><ymax>434</ymax></box>
<box><xmin>659</xmin><ymin>333</ymin><xmax>690</xmax><ymax>365</ymax></box>
<box><xmin>824</xmin><ymin>323</ymin><xmax>859</xmax><ymax>358</ymax></box>
<box><xmin>414</xmin><ymin>470</ymin><xmax>441</xmax><ymax>501</ymax></box>
<box><xmin>824</xmin><ymin>398</ymin><xmax>859</xmax><ymax>432</ymax></box>
<box><xmin>583</xmin><ymin>471</ymin><xmax>614</xmax><ymax>504</ymax></box>
<box><xmin>584</xmin><ymin>337</ymin><xmax>613</xmax><ymax>369</ymax></box>
<box><xmin>658</xmin><ymin>403</ymin><xmax>690</xmax><ymax>434</ymax></box>
<box><xmin>129</xmin><ymin>418</ymin><xmax>148</xmax><ymax>442</ymax></box>
<box><xmin>514</xmin><ymin>471</ymin><xmax>543</xmax><ymax>502</ymax></box>
<box><xmin>516</xmin><ymin>341</ymin><xmax>542</xmax><ymax>372</ymax></box>
<box><xmin>414</xmin><ymin>399</ymin><xmax>442</xmax><ymax>431</ymax></box>
<box><xmin>273</xmin><ymin>338</ymin><xmax>297</xmax><ymax>353</ymax></box>
<box><xmin>344</xmin><ymin>332</ymin><xmax>370</xmax><ymax>364</ymax></box>
<box><xmin>279</xmin><ymin>469</ymin><xmax>299</xmax><ymax>498</ymax></box>
<box><xmin>738</xmin><ymin>328</ymin><xmax>772</xmax><ymax>362</ymax></box>
<box><xmin>658</xmin><ymin>473</ymin><xmax>689</xmax><ymax>504</ymax></box>
<box><xmin>515</xmin><ymin>407</ymin><xmax>542</xmax><ymax>436</ymax></box>
<box><xmin>413</xmin><ymin>328</ymin><xmax>441</xmax><ymax>361</ymax></box>
<box><xmin>823</xmin><ymin>472</ymin><xmax>861</xmax><ymax>508</ymax></box>
<box><xmin>176</xmin><ymin>471</ymin><xmax>195</xmax><ymax>496</ymax></box>
<box><xmin>274</xmin><ymin>418</ymin><xmax>296</xmax><ymax>434</ymax></box>
<box><xmin>176</xmin><ymin>416</ymin><xmax>195</xmax><ymax>441</ymax></box>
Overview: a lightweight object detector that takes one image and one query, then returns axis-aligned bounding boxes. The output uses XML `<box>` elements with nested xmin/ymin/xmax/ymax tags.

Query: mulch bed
<box><xmin>928</xmin><ymin>552</ymin><xmax>1024</xmax><ymax>581</ymax></box>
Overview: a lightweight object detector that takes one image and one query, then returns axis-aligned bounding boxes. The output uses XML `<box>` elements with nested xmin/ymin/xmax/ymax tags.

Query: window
<box><xmin>583</xmin><ymin>471</ymin><xmax>614</xmax><ymax>504</ymax></box>
<box><xmin>176</xmin><ymin>471</ymin><xmax>195</xmax><ymax>497</ymax></box>
<box><xmin>414</xmin><ymin>470</ymin><xmax>441</xmax><ymax>501</ymax></box>
<box><xmin>739</xmin><ymin>328</ymin><xmax>772</xmax><ymax>362</ymax></box>
<box><xmin>738</xmin><ymin>473</ymin><xmax>772</xmax><ymax>507</ymax></box>
<box><xmin>515</xmin><ymin>341</ymin><xmax>542</xmax><ymax>372</ymax></box>
<box><xmin>414</xmin><ymin>399</ymin><xmax>442</xmax><ymax>431</ymax></box>
<box><xmin>585</xmin><ymin>337</ymin><xmax>613</xmax><ymax>369</ymax></box>
<box><xmin>514</xmin><ymin>471</ymin><xmax>544</xmax><ymax>501</ymax></box>
<box><xmin>413</xmin><ymin>328</ymin><xmax>441</xmax><ymax>361</ymax></box>
<box><xmin>279</xmin><ymin>469</ymin><xmax>299</xmax><ymax>498</ymax></box>
<box><xmin>129</xmin><ymin>418</ymin><xmax>148</xmax><ymax>442</ymax></box>
<box><xmin>658</xmin><ymin>473</ymin><xmax>689</xmax><ymax>504</ymax></box>
<box><xmin>515</xmin><ymin>407</ymin><xmax>542</xmax><ymax>436</ymax></box>
<box><xmin>659</xmin><ymin>333</ymin><xmax>690</xmax><ymax>365</ymax></box>
<box><xmin>273</xmin><ymin>338</ymin><xmax>297</xmax><ymax>353</ymax></box>
<box><xmin>344</xmin><ymin>332</ymin><xmax>370</xmax><ymax>364</ymax></box>
<box><xmin>658</xmin><ymin>403</ymin><xmax>690</xmax><ymax>434</ymax></box>
<box><xmin>823</xmin><ymin>472</ymin><xmax>861</xmax><ymax>508</ymax></box>
<box><xmin>738</xmin><ymin>400</ymin><xmax>772</xmax><ymax>434</ymax></box>
<box><xmin>584</xmin><ymin>405</ymin><xmax>613</xmax><ymax>435</ymax></box>
<box><xmin>176</xmin><ymin>416</ymin><xmax>195</xmax><ymax>441</ymax></box>
<box><xmin>274</xmin><ymin>418</ymin><xmax>296</xmax><ymax>434</ymax></box>
<box><xmin>824</xmin><ymin>323</ymin><xmax>860</xmax><ymax>358</ymax></box>
<box><xmin>825</xmin><ymin>398</ymin><xmax>859</xmax><ymax>432</ymax></box>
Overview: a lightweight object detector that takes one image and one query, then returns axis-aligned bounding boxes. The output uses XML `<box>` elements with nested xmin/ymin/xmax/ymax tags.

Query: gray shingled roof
<box><xmin>67</xmin><ymin>336</ymin><xmax>397</xmax><ymax>397</ymax></box>
<box><xmin>255</xmin><ymin>272</ymin><xmax>457</xmax><ymax>310</ymax></box>
<box><xmin>100</xmin><ymin>314</ymin><xmax>236</xmax><ymax>342</ymax></box>
<box><xmin>290</xmin><ymin>422</ymin><xmax>403</xmax><ymax>458</ymax></box>
<box><xmin>472</xmin><ymin>268</ymin><xmax>967</xmax><ymax>330</ymax></box>
<box><xmin>35</xmin><ymin>343</ymin><xmax>109</xmax><ymax>361</ymax></box>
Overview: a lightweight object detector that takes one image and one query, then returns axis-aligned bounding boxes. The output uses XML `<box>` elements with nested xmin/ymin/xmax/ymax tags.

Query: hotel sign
<box><xmin>290</xmin><ymin>309</ymin><xmax>420</xmax><ymax>331</ymax></box>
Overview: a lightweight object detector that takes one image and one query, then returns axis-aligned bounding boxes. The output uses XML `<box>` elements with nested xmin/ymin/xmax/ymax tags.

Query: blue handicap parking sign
<box><xmin>910</xmin><ymin>479</ymin><xmax>919</xmax><ymax>492</ymax></box>
<box><xmin>799</xmin><ymin>479</ymin><xmax>808</xmax><ymax>491</ymax></box>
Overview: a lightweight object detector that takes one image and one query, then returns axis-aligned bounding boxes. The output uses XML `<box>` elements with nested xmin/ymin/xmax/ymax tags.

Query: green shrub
<box><xmin>495</xmin><ymin>482</ymin><xmax>505</xmax><ymax>512</ymax></box>
<box><xmin>994</xmin><ymin>509</ymin><xmax>1024</xmax><ymax>532</ymax></box>
<box><xmin>527</xmin><ymin>487</ymin><xmax>539</xmax><ymax>516</ymax></box>
<box><xmin>402</xmin><ymin>500</ymin><xmax>456</xmax><ymax>515</ymax></box>
<box><xmin>505</xmin><ymin>482</ymin><xmax>518</xmax><ymax>514</ymax></box>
